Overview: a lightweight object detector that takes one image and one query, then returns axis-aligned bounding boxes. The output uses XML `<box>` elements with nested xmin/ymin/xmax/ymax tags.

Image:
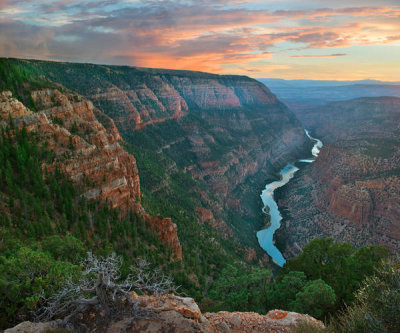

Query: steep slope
<box><xmin>0</xmin><ymin>58</ymin><xmax>312</xmax><ymax>320</ymax></box>
<box><xmin>1</xmin><ymin>86</ymin><xmax>273</xmax><ymax>327</ymax></box>
<box><xmin>3</xmin><ymin>58</ymin><xmax>309</xmax><ymax>252</ymax></box>
<box><xmin>275</xmin><ymin>97</ymin><xmax>400</xmax><ymax>257</ymax></box>
<box><xmin>0</xmin><ymin>89</ymin><xmax>182</xmax><ymax>260</ymax></box>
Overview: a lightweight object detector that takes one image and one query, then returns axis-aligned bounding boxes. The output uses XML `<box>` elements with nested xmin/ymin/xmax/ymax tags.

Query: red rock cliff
<box><xmin>275</xmin><ymin>97</ymin><xmax>400</xmax><ymax>257</ymax></box>
<box><xmin>1</xmin><ymin>59</ymin><xmax>310</xmax><ymax>257</ymax></box>
<box><xmin>0</xmin><ymin>89</ymin><xmax>182</xmax><ymax>260</ymax></box>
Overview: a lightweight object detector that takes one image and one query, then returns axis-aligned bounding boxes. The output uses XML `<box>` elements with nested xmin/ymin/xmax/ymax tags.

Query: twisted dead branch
<box><xmin>35</xmin><ymin>253</ymin><xmax>176</xmax><ymax>324</ymax></box>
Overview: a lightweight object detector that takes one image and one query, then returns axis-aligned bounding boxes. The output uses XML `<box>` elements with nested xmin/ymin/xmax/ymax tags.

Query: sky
<box><xmin>0</xmin><ymin>0</ymin><xmax>399</xmax><ymax>80</ymax></box>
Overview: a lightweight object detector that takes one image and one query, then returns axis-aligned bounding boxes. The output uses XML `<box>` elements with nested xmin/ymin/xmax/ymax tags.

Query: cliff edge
<box><xmin>5</xmin><ymin>292</ymin><xmax>323</xmax><ymax>333</ymax></box>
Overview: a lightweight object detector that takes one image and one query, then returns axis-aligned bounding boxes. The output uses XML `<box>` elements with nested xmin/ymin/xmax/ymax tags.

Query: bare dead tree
<box><xmin>35</xmin><ymin>253</ymin><xmax>176</xmax><ymax>325</ymax></box>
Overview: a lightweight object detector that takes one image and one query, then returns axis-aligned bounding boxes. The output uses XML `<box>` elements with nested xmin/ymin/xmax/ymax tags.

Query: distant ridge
<box><xmin>256</xmin><ymin>78</ymin><xmax>400</xmax><ymax>113</ymax></box>
<box><xmin>257</xmin><ymin>78</ymin><xmax>400</xmax><ymax>88</ymax></box>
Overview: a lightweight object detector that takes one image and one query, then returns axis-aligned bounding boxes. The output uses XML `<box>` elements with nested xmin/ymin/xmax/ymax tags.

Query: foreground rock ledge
<box><xmin>6</xmin><ymin>293</ymin><xmax>324</xmax><ymax>333</ymax></box>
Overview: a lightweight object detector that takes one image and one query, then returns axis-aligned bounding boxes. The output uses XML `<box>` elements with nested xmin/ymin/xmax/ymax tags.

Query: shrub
<box><xmin>292</xmin><ymin>279</ymin><xmax>336</xmax><ymax>319</ymax></box>
<box><xmin>0</xmin><ymin>247</ymin><xmax>79</xmax><ymax>328</ymax></box>
<box><xmin>331</xmin><ymin>259</ymin><xmax>400</xmax><ymax>333</ymax></box>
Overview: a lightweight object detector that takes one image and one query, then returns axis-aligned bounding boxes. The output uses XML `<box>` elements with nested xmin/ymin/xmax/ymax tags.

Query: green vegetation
<box><xmin>1</xmin><ymin>58</ymin><xmax>398</xmax><ymax>332</ymax></box>
<box><xmin>0</xmin><ymin>127</ymin><xmax>174</xmax><ymax>328</ymax></box>
<box><xmin>208</xmin><ymin>264</ymin><xmax>271</xmax><ymax>313</ymax></box>
<box><xmin>294</xmin><ymin>258</ymin><xmax>400</xmax><ymax>333</ymax></box>
<box><xmin>0</xmin><ymin>123</ymin><xmax>255</xmax><ymax>329</ymax></box>
<box><xmin>0</xmin><ymin>59</ymin><xmax>54</xmax><ymax>110</ymax></box>
<box><xmin>0</xmin><ymin>247</ymin><xmax>80</xmax><ymax>326</ymax></box>
<box><xmin>292</xmin><ymin>279</ymin><xmax>336</xmax><ymax>319</ymax></box>
<box><xmin>266</xmin><ymin>238</ymin><xmax>390</xmax><ymax>320</ymax></box>
<box><xmin>331</xmin><ymin>258</ymin><xmax>400</xmax><ymax>333</ymax></box>
<box><xmin>126</xmin><ymin>142</ymin><xmax>252</xmax><ymax>300</ymax></box>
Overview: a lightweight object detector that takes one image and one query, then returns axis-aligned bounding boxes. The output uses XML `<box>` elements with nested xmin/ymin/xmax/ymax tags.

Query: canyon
<box><xmin>275</xmin><ymin>97</ymin><xmax>400</xmax><ymax>258</ymax></box>
<box><xmin>0</xmin><ymin>57</ymin><xmax>321</xmax><ymax>330</ymax></box>
<box><xmin>3</xmin><ymin>58</ymin><xmax>399</xmax><ymax>267</ymax></box>
<box><xmin>2</xmin><ymin>58</ymin><xmax>310</xmax><ymax>259</ymax></box>
<box><xmin>1</xmin><ymin>58</ymin><xmax>399</xmax><ymax>332</ymax></box>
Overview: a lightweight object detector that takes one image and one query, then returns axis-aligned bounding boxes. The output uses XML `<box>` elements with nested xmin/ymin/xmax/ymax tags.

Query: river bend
<box><xmin>256</xmin><ymin>130</ymin><xmax>323</xmax><ymax>267</ymax></box>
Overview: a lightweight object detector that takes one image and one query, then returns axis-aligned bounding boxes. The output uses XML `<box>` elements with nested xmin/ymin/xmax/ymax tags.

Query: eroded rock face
<box><xmin>327</xmin><ymin>183</ymin><xmax>373</xmax><ymax>226</ymax></box>
<box><xmin>87</xmin><ymin>73</ymin><xmax>278</xmax><ymax>132</ymax></box>
<box><xmin>0</xmin><ymin>91</ymin><xmax>31</xmax><ymax>118</ymax></box>
<box><xmin>204</xmin><ymin>309</ymin><xmax>322</xmax><ymax>333</ymax></box>
<box><xmin>143</xmin><ymin>214</ymin><xmax>182</xmax><ymax>260</ymax></box>
<box><xmin>84</xmin><ymin>69</ymin><xmax>308</xmax><ymax>249</ymax></box>
<box><xmin>9</xmin><ymin>89</ymin><xmax>142</xmax><ymax>213</ymax></box>
<box><xmin>276</xmin><ymin>97</ymin><xmax>400</xmax><ymax>257</ymax></box>
<box><xmin>2</xmin><ymin>61</ymin><xmax>310</xmax><ymax>254</ymax></box>
<box><xmin>5</xmin><ymin>293</ymin><xmax>324</xmax><ymax>333</ymax></box>
<box><xmin>196</xmin><ymin>207</ymin><xmax>233</xmax><ymax>238</ymax></box>
<box><xmin>0</xmin><ymin>90</ymin><xmax>182</xmax><ymax>260</ymax></box>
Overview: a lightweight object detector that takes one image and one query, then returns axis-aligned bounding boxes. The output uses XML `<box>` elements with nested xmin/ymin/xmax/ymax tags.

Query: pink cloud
<box><xmin>386</xmin><ymin>35</ymin><xmax>400</xmax><ymax>41</ymax></box>
<box><xmin>1</xmin><ymin>1</ymin><xmax>400</xmax><ymax>77</ymax></box>
<box><xmin>290</xmin><ymin>53</ymin><xmax>347</xmax><ymax>58</ymax></box>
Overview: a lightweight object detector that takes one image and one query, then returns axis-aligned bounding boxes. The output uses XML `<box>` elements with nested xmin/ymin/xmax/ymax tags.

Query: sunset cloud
<box><xmin>290</xmin><ymin>53</ymin><xmax>347</xmax><ymax>58</ymax></box>
<box><xmin>0</xmin><ymin>0</ymin><xmax>399</xmax><ymax>79</ymax></box>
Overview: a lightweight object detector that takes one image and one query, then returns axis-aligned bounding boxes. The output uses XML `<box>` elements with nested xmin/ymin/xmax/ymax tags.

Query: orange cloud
<box><xmin>113</xmin><ymin>49</ymin><xmax>273</xmax><ymax>73</ymax></box>
<box><xmin>385</xmin><ymin>35</ymin><xmax>400</xmax><ymax>42</ymax></box>
<box><xmin>290</xmin><ymin>53</ymin><xmax>347</xmax><ymax>58</ymax></box>
<box><xmin>1</xmin><ymin>1</ymin><xmax>400</xmax><ymax>79</ymax></box>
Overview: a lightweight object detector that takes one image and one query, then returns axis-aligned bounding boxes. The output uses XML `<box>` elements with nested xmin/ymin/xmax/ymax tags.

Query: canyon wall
<box><xmin>0</xmin><ymin>89</ymin><xmax>182</xmax><ymax>260</ymax></box>
<box><xmin>0</xmin><ymin>59</ymin><xmax>322</xmax><ymax>331</ymax></box>
<box><xmin>13</xmin><ymin>59</ymin><xmax>309</xmax><ymax>253</ymax></box>
<box><xmin>276</xmin><ymin>97</ymin><xmax>400</xmax><ymax>257</ymax></box>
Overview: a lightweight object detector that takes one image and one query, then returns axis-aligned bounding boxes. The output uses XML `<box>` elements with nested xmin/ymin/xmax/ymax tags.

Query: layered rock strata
<box><xmin>0</xmin><ymin>90</ymin><xmax>182</xmax><ymax>260</ymax></box>
<box><xmin>18</xmin><ymin>59</ymin><xmax>309</xmax><ymax>252</ymax></box>
<box><xmin>276</xmin><ymin>97</ymin><xmax>400</xmax><ymax>257</ymax></box>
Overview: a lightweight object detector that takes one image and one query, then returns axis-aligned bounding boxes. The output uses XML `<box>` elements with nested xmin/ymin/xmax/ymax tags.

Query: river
<box><xmin>256</xmin><ymin>130</ymin><xmax>323</xmax><ymax>267</ymax></box>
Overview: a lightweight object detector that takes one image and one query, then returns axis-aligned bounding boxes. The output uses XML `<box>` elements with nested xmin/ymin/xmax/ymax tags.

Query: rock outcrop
<box><xmin>0</xmin><ymin>89</ymin><xmax>182</xmax><ymax>260</ymax></box>
<box><xmin>5</xmin><ymin>293</ymin><xmax>323</xmax><ymax>333</ymax></box>
<box><xmin>5</xmin><ymin>320</ymin><xmax>63</xmax><ymax>333</ymax></box>
<box><xmin>12</xmin><ymin>59</ymin><xmax>309</xmax><ymax>253</ymax></box>
<box><xmin>276</xmin><ymin>97</ymin><xmax>400</xmax><ymax>257</ymax></box>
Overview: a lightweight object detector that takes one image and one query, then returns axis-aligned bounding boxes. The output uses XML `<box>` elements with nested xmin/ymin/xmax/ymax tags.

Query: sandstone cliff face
<box><xmin>82</xmin><ymin>71</ymin><xmax>279</xmax><ymax>132</ymax></box>
<box><xmin>0</xmin><ymin>90</ymin><xmax>182</xmax><ymax>260</ymax></box>
<box><xmin>5</xmin><ymin>292</ymin><xmax>323</xmax><ymax>333</ymax></box>
<box><xmin>326</xmin><ymin>183</ymin><xmax>373</xmax><ymax>226</ymax></box>
<box><xmin>21</xmin><ymin>60</ymin><xmax>308</xmax><ymax>253</ymax></box>
<box><xmin>275</xmin><ymin>97</ymin><xmax>400</xmax><ymax>257</ymax></box>
<box><xmin>115</xmin><ymin>74</ymin><xmax>308</xmax><ymax>251</ymax></box>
